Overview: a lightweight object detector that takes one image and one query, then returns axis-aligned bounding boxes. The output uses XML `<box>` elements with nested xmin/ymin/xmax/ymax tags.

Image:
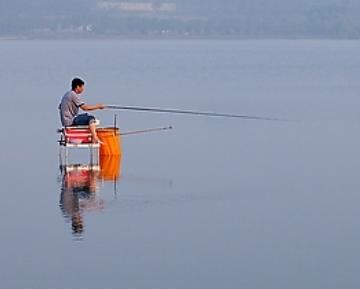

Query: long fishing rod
<box><xmin>120</xmin><ymin>126</ymin><xmax>173</xmax><ymax>136</ymax></box>
<box><xmin>106</xmin><ymin>105</ymin><xmax>289</xmax><ymax>121</ymax></box>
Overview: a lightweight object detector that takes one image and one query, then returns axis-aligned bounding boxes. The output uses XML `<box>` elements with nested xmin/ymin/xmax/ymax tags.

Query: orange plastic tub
<box><xmin>96</xmin><ymin>127</ymin><xmax>122</xmax><ymax>156</ymax></box>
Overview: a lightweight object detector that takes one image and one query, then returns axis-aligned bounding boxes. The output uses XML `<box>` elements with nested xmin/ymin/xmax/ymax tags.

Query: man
<box><xmin>58</xmin><ymin>78</ymin><xmax>104</xmax><ymax>143</ymax></box>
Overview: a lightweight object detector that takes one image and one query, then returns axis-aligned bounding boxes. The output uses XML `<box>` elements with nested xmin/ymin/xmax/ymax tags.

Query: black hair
<box><xmin>71</xmin><ymin>78</ymin><xmax>85</xmax><ymax>90</ymax></box>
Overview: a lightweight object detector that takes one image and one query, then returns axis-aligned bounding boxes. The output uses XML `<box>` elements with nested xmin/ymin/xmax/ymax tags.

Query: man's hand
<box><xmin>80</xmin><ymin>103</ymin><xmax>106</xmax><ymax>111</ymax></box>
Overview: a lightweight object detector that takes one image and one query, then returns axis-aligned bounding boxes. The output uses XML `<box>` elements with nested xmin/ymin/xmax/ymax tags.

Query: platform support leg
<box><xmin>90</xmin><ymin>147</ymin><xmax>94</xmax><ymax>165</ymax></box>
<box><xmin>64</xmin><ymin>147</ymin><xmax>69</xmax><ymax>166</ymax></box>
<box><xmin>59</xmin><ymin>145</ymin><xmax>63</xmax><ymax>166</ymax></box>
<box><xmin>97</xmin><ymin>147</ymin><xmax>100</xmax><ymax>165</ymax></box>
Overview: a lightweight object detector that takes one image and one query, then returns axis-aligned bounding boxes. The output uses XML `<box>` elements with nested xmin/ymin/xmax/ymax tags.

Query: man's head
<box><xmin>71</xmin><ymin>78</ymin><xmax>85</xmax><ymax>94</ymax></box>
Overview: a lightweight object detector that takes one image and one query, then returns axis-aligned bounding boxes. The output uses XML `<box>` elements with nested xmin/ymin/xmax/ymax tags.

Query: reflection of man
<box><xmin>59</xmin><ymin>167</ymin><xmax>104</xmax><ymax>238</ymax></box>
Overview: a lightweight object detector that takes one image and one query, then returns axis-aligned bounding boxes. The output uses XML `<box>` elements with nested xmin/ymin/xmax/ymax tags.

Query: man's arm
<box><xmin>80</xmin><ymin>104</ymin><xmax>105</xmax><ymax>111</ymax></box>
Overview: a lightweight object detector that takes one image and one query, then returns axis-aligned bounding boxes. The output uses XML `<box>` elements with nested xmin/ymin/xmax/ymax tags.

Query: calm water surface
<box><xmin>1</xmin><ymin>39</ymin><xmax>360</xmax><ymax>289</ymax></box>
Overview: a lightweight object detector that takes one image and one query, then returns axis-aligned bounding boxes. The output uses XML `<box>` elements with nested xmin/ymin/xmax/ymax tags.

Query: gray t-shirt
<box><xmin>58</xmin><ymin>90</ymin><xmax>85</xmax><ymax>126</ymax></box>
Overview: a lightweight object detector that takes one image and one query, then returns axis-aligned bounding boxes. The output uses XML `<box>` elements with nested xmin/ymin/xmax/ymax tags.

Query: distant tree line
<box><xmin>1</xmin><ymin>0</ymin><xmax>360</xmax><ymax>38</ymax></box>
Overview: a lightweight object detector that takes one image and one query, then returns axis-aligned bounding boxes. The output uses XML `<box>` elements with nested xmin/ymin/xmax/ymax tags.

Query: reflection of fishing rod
<box><xmin>106</xmin><ymin>105</ymin><xmax>291</xmax><ymax>122</ymax></box>
<box><xmin>120</xmin><ymin>126</ymin><xmax>173</xmax><ymax>136</ymax></box>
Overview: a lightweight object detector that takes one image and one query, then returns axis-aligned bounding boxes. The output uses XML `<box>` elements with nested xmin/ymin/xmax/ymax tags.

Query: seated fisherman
<box><xmin>58</xmin><ymin>78</ymin><xmax>105</xmax><ymax>143</ymax></box>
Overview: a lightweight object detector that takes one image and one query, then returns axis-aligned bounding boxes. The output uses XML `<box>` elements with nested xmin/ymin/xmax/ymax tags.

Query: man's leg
<box><xmin>73</xmin><ymin>114</ymin><xmax>101</xmax><ymax>143</ymax></box>
<box><xmin>89</xmin><ymin>121</ymin><xmax>101</xmax><ymax>143</ymax></box>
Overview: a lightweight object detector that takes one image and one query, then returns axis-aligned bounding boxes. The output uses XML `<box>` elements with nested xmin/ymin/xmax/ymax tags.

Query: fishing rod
<box><xmin>120</xmin><ymin>126</ymin><xmax>173</xmax><ymax>136</ymax></box>
<box><xmin>106</xmin><ymin>105</ymin><xmax>290</xmax><ymax>122</ymax></box>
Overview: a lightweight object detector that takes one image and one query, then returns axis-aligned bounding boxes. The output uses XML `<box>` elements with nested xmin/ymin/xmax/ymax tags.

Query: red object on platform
<box><xmin>65</xmin><ymin>128</ymin><xmax>92</xmax><ymax>144</ymax></box>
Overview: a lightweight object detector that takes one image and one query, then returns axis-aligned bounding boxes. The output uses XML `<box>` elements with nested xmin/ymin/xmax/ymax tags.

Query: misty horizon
<box><xmin>1</xmin><ymin>0</ymin><xmax>360</xmax><ymax>38</ymax></box>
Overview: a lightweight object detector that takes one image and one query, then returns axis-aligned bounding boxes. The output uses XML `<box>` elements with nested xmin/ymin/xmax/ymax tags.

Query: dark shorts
<box><xmin>72</xmin><ymin>113</ymin><xmax>95</xmax><ymax>126</ymax></box>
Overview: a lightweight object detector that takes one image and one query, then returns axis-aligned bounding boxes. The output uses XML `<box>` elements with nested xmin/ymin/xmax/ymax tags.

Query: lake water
<box><xmin>1</xmin><ymin>39</ymin><xmax>360</xmax><ymax>289</ymax></box>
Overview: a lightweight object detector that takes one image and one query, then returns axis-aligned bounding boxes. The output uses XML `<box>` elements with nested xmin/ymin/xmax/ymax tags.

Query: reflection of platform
<box><xmin>60</xmin><ymin>164</ymin><xmax>100</xmax><ymax>173</ymax></box>
<box><xmin>60</xmin><ymin>162</ymin><xmax>101</xmax><ymax>239</ymax></box>
<box><xmin>59</xmin><ymin>156</ymin><xmax>121</xmax><ymax>183</ymax></box>
<box><xmin>59</xmin><ymin>155</ymin><xmax>121</xmax><ymax>239</ymax></box>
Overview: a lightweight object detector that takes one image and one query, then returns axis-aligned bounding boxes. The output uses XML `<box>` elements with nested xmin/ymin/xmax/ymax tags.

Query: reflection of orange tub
<box><xmin>99</xmin><ymin>155</ymin><xmax>121</xmax><ymax>181</ymax></box>
<box><xmin>96</xmin><ymin>127</ymin><xmax>122</xmax><ymax>156</ymax></box>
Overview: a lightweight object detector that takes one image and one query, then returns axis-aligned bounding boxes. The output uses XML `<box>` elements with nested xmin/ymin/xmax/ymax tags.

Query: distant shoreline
<box><xmin>1</xmin><ymin>34</ymin><xmax>360</xmax><ymax>41</ymax></box>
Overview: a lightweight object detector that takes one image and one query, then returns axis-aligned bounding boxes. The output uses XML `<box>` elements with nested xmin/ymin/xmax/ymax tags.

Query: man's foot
<box><xmin>92</xmin><ymin>137</ymin><xmax>104</xmax><ymax>144</ymax></box>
